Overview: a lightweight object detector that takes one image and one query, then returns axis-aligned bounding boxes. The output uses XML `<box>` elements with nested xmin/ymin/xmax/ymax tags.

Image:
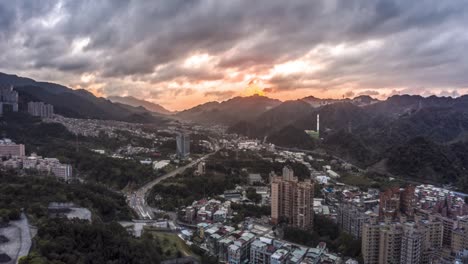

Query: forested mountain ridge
<box><xmin>229</xmin><ymin>95</ymin><xmax>468</xmax><ymax>190</ymax></box>
<box><xmin>1</xmin><ymin>72</ymin><xmax>166</xmax><ymax>123</ymax></box>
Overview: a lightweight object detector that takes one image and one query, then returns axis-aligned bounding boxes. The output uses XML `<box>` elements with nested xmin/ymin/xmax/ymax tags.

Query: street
<box><xmin>127</xmin><ymin>152</ymin><xmax>216</xmax><ymax>220</ymax></box>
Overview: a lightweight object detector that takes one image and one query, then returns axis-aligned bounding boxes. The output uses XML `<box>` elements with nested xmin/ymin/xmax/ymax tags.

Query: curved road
<box><xmin>128</xmin><ymin>152</ymin><xmax>217</xmax><ymax>219</ymax></box>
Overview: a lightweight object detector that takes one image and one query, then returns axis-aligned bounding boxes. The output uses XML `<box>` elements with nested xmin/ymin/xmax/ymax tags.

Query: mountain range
<box><xmin>1</xmin><ymin>71</ymin><xmax>467</xmax><ymax>189</ymax></box>
<box><xmin>226</xmin><ymin>94</ymin><xmax>468</xmax><ymax>189</ymax></box>
<box><xmin>175</xmin><ymin>94</ymin><xmax>282</xmax><ymax>125</ymax></box>
<box><xmin>175</xmin><ymin>93</ymin><xmax>468</xmax><ymax>188</ymax></box>
<box><xmin>107</xmin><ymin>95</ymin><xmax>172</xmax><ymax>115</ymax></box>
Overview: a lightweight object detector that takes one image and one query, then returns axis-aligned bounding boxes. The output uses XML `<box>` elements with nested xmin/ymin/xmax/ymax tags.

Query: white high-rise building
<box><xmin>0</xmin><ymin>86</ymin><xmax>18</xmax><ymax>115</ymax></box>
<box><xmin>176</xmin><ymin>132</ymin><xmax>190</xmax><ymax>159</ymax></box>
<box><xmin>28</xmin><ymin>101</ymin><xmax>54</xmax><ymax>118</ymax></box>
<box><xmin>316</xmin><ymin>114</ymin><xmax>320</xmax><ymax>135</ymax></box>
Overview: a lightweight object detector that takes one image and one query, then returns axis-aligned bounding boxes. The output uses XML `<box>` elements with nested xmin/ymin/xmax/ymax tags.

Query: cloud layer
<box><xmin>1</xmin><ymin>0</ymin><xmax>467</xmax><ymax>110</ymax></box>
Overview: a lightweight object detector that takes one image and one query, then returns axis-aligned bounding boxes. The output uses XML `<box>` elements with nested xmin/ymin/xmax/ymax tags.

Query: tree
<box><xmin>246</xmin><ymin>188</ymin><xmax>262</xmax><ymax>203</ymax></box>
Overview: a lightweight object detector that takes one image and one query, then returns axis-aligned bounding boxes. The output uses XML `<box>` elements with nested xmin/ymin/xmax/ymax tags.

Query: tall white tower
<box><xmin>316</xmin><ymin>114</ymin><xmax>320</xmax><ymax>135</ymax></box>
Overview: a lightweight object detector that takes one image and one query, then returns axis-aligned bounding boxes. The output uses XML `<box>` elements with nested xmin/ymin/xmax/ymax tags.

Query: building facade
<box><xmin>271</xmin><ymin>166</ymin><xmax>314</xmax><ymax>229</ymax></box>
<box><xmin>27</xmin><ymin>101</ymin><xmax>54</xmax><ymax>118</ymax></box>
<box><xmin>0</xmin><ymin>86</ymin><xmax>18</xmax><ymax>115</ymax></box>
<box><xmin>1</xmin><ymin>153</ymin><xmax>73</xmax><ymax>182</ymax></box>
<box><xmin>379</xmin><ymin>186</ymin><xmax>415</xmax><ymax>221</ymax></box>
<box><xmin>176</xmin><ymin>132</ymin><xmax>190</xmax><ymax>159</ymax></box>
<box><xmin>0</xmin><ymin>139</ymin><xmax>25</xmax><ymax>157</ymax></box>
<box><xmin>400</xmin><ymin>223</ymin><xmax>423</xmax><ymax>264</ymax></box>
<box><xmin>362</xmin><ymin>217</ymin><xmax>382</xmax><ymax>264</ymax></box>
<box><xmin>362</xmin><ymin>217</ymin><xmax>444</xmax><ymax>264</ymax></box>
<box><xmin>337</xmin><ymin>203</ymin><xmax>371</xmax><ymax>238</ymax></box>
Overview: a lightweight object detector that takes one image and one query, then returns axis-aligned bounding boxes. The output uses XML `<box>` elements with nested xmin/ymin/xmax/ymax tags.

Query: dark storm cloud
<box><xmin>0</xmin><ymin>0</ymin><xmax>467</xmax><ymax>95</ymax></box>
<box><xmin>204</xmin><ymin>90</ymin><xmax>236</xmax><ymax>100</ymax></box>
<box><xmin>147</xmin><ymin>65</ymin><xmax>225</xmax><ymax>84</ymax></box>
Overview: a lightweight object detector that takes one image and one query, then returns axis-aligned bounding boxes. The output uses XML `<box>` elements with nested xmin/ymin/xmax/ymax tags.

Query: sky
<box><xmin>0</xmin><ymin>1</ymin><xmax>468</xmax><ymax>111</ymax></box>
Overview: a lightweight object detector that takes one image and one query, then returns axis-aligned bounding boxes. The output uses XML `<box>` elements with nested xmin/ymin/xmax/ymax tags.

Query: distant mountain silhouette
<box><xmin>176</xmin><ymin>94</ymin><xmax>281</xmax><ymax>125</ymax></box>
<box><xmin>107</xmin><ymin>95</ymin><xmax>172</xmax><ymax>115</ymax></box>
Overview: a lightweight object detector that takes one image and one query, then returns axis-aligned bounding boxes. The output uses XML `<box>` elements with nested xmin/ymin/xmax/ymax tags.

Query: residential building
<box><xmin>0</xmin><ymin>86</ymin><xmax>18</xmax><ymax>115</ymax></box>
<box><xmin>270</xmin><ymin>248</ymin><xmax>290</xmax><ymax>264</ymax></box>
<box><xmin>271</xmin><ymin>166</ymin><xmax>314</xmax><ymax>229</ymax></box>
<box><xmin>179</xmin><ymin>199</ymin><xmax>231</xmax><ymax>224</ymax></box>
<box><xmin>452</xmin><ymin>216</ymin><xmax>468</xmax><ymax>254</ymax></box>
<box><xmin>176</xmin><ymin>132</ymin><xmax>190</xmax><ymax>159</ymax></box>
<box><xmin>400</xmin><ymin>223</ymin><xmax>423</xmax><ymax>264</ymax></box>
<box><xmin>337</xmin><ymin>203</ymin><xmax>372</xmax><ymax>238</ymax></box>
<box><xmin>250</xmin><ymin>237</ymin><xmax>280</xmax><ymax>264</ymax></box>
<box><xmin>436</xmin><ymin>214</ymin><xmax>457</xmax><ymax>247</ymax></box>
<box><xmin>362</xmin><ymin>219</ymin><xmax>382</xmax><ymax>264</ymax></box>
<box><xmin>50</xmin><ymin>163</ymin><xmax>73</xmax><ymax>181</ymax></box>
<box><xmin>0</xmin><ymin>138</ymin><xmax>25</xmax><ymax>157</ymax></box>
<box><xmin>379</xmin><ymin>186</ymin><xmax>415</xmax><ymax>221</ymax></box>
<box><xmin>378</xmin><ymin>223</ymin><xmax>403</xmax><ymax>264</ymax></box>
<box><xmin>1</xmin><ymin>153</ymin><xmax>73</xmax><ymax>181</ymax></box>
<box><xmin>400</xmin><ymin>185</ymin><xmax>416</xmax><ymax>217</ymax></box>
<box><xmin>362</xmin><ymin>217</ymin><xmax>445</xmax><ymax>264</ymax></box>
<box><xmin>287</xmin><ymin>247</ymin><xmax>307</xmax><ymax>263</ymax></box>
<box><xmin>420</xmin><ymin>218</ymin><xmax>443</xmax><ymax>263</ymax></box>
<box><xmin>27</xmin><ymin>101</ymin><xmax>54</xmax><ymax>118</ymax></box>
<box><xmin>227</xmin><ymin>232</ymin><xmax>255</xmax><ymax>264</ymax></box>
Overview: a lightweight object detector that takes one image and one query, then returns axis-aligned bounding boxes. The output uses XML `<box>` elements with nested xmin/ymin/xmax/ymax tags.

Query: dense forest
<box><xmin>19</xmin><ymin>220</ymin><xmax>162</xmax><ymax>264</ymax></box>
<box><xmin>0</xmin><ymin>171</ymin><xmax>132</xmax><ymax>223</ymax></box>
<box><xmin>0</xmin><ymin>170</ymin><xmax>167</xmax><ymax>263</ymax></box>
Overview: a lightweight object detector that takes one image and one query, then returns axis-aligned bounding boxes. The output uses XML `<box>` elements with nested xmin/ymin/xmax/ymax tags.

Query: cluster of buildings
<box><xmin>238</xmin><ymin>140</ymin><xmax>262</xmax><ymax>151</ymax></box>
<box><xmin>274</xmin><ymin>151</ymin><xmax>313</xmax><ymax>172</ymax></box>
<box><xmin>0</xmin><ymin>139</ymin><xmax>72</xmax><ymax>181</ymax></box>
<box><xmin>117</xmin><ymin>144</ymin><xmax>156</xmax><ymax>156</ymax></box>
<box><xmin>221</xmin><ymin>138</ymin><xmax>275</xmax><ymax>153</ymax></box>
<box><xmin>45</xmin><ymin>115</ymin><xmax>154</xmax><ymax>138</ymax></box>
<box><xmin>0</xmin><ymin>86</ymin><xmax>18</xmax><ymax>115</ymax></box>
<box><xmin>361</xmin><ymin>214</ymin><xmax>468</xmax><ymax>264</ymax></box>
<box><xmin>334</xmin><ymin>184</ymin><xmax>468</xmax><ymax>263</ymax></box>
<box><xmin>191</xmin><ymin>222</ymin><xmax>344</xmax><ymax>264</ymax></box>
<box><xmin>179</xmin><ymin>199</ymin><xmax>232</xmax><ymax>224</ymax></box>
<box><xmin>0</xmin><ymin>86</ymin><xmax>53</xmax><ymax>118</ymax></box>
<box><xmin>27</xmin><ymin>101</ymin><xmax>54</xmax><ymax>118</ymax></box>
<box><xmin>271</xmin><ymin>166</ymin><xmax>315</xmax><ymax>229</ymax></box>
<box><xmin>221</xmin><ymin>186</ymin><xmax>269</xmax><ymax>206</ymax></box>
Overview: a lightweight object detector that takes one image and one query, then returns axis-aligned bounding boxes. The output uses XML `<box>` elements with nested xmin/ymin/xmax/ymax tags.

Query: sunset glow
<box><xmin>242</xmin><ymin>81</ymin><xmax>265</xmax><ymax>97</ymax></box>
<box><xmin>0</xmin><ymin>1</ymin><xmax>467</xmax><ymax>111</ymax></box>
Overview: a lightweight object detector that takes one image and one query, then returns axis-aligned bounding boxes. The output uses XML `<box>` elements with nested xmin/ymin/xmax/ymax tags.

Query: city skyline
<box><xmin>1</xmin><ymin>1</ymin><xmax>467</xmax><ymax>110</ymax></box>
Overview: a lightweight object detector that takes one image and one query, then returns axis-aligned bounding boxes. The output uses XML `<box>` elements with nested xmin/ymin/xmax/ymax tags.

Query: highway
<box><xmin>128</xmin><ymin>151</ymin><xmax>217</xmax><ymax>219</ymax></box>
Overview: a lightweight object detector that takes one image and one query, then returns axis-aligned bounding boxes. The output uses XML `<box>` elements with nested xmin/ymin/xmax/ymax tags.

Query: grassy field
<box><xmin>149</xmin><ymin>231</ymin><xmax>198</xmax><ymax>259</ymax></box>
<box><xmin>339</xmin><ymin>174</ymin><xmax>374</xmax><ymax>188</ymax></box>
